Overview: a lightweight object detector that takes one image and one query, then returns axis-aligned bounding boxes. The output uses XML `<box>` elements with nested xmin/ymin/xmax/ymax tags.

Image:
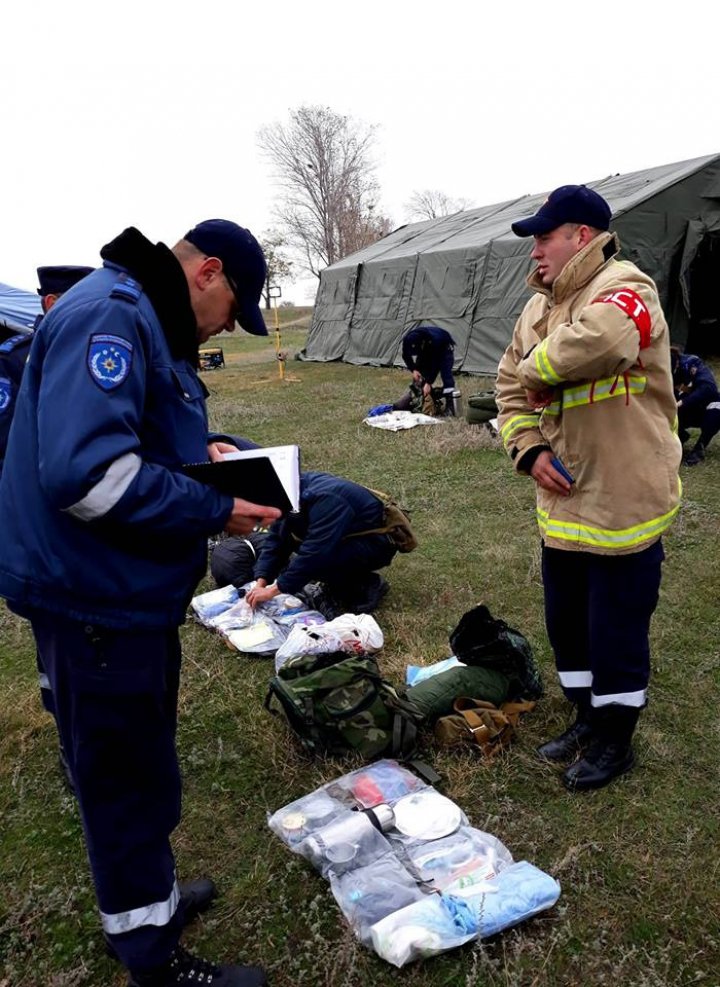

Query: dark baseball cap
<box><xmin>511</xmin><ymin>185</ymin><xmax>612</xmax><ymax>238</ymax></box>
<box><xmin>36</xmin><ymin>265</ymin><xmax>94</xmax><ymax>296</ymax></box>
<box><xmin>184</xmin><ymin>219</ymin><xmax>268</xmax><ymax>336</ymax></box>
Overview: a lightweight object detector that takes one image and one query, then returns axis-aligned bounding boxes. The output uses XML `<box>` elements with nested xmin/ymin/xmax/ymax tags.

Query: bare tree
<box><xmin>258</xmin><ymin>105</ymin><xmax>392</xmax><ymax>278</ymax></box>
<box><xmin>258</xmin><ymin>231</ymin><xmax>293</xmax><ymax>309</ymax></box>
<box><xmin>404</xmin><ymin>188</ymin><xmax>475</xmax><ymax>221</ymax></box>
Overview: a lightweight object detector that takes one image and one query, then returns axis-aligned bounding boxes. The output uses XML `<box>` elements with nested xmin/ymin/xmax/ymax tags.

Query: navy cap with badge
<box><xmin>183</xmin><ymin>220</ymin><xmax>268</xmax><ymax>336</ymax></box>
<box><xmin>36</xmin><ymin>265</ymin><xmax>95</xmax><ymax>297</ymax></box>
<box><xmin>511</xmin><ymin>185</ymin><xmax>612</xmax><ymax>238</ymax></box>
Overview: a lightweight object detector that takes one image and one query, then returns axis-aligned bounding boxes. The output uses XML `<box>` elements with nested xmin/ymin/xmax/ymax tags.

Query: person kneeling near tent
<box><xmin>244</xmin><ymin>471</ymin><xmax>404</xmax><ymax>613</ymax></box>
<box><xmin>670</xmin><ymin>346</ymin><xmax>720</xmax><ymax>465</ymax></box>
<box><xmin>398</xmin><ymin>324</ymin><xmax>457</xmax><ymax>415</ymax></box>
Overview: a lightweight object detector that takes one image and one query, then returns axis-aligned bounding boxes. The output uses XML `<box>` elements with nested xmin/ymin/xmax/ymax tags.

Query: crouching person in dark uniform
<box><xmin>670</xmin><ymin>346</ymin><xmax>720</xmax><ymax>465</ymax></box>
<box><xmin>245</xmin><ymin>471</ymin><xmax>399</xmax><ymax>613</ymax></box>
<box><xmin>0</xmin><ymin>221</ymin><xmax>279</xmax><ymax>986</ymax></box>
<box><xmin>399</xmin><ymin>324</ymin><xmax>457</xmax><ymax>414</ymax></box>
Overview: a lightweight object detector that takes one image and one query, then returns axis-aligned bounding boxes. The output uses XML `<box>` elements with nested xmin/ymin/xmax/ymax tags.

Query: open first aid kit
<box><xmin>268</xmin><ymin>760</ymin><xmax>560</xmax><ymax>966</ymax></box>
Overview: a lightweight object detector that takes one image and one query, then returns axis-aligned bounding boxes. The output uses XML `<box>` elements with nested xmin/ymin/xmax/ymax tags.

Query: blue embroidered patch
<box><xmin>0</xmin><ymin>377</ymin><xmax>11</xmax><ymax>413</ymax></box>
<box><xmin>87</xmin><ymin>334</ymin><xmax>133</xmax><ymax>391</ymax></box>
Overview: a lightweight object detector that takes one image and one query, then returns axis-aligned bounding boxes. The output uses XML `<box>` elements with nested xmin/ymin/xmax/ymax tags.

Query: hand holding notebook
<box><xmin>183</xmin><ymin>444</ymin><xmax>301</xmax><ymax>513</ymax></box>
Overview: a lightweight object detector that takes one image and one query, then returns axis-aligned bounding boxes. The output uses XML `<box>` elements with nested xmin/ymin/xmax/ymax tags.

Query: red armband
<box><xmin>595</xmin><ymin>288</ymin><xmax>651</xmax><ymax>348</ymax></box>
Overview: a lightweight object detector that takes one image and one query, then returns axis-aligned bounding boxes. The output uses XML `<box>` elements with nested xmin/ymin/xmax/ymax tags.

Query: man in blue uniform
<box><xmin>245</xmin><ymin>471</ymin><xmax>399</xmax><ymax>612</ymax></box>
<box><xmin>0</xmin><ymin>221</ymin><xmax>279</xmax><ymax>987</ymax></box>
<box><xmin>400</xmin><ymin>324</ymin><xmax>457</xmax><ymax>414</ymax></box>
<box><xmin>670</xmin><ymin>347</ymin><xmax>720</xmax><ymax>465</ymax></box>
<box><xmin>0</xmin><ymin>265</ymin><xmax>94</xmax><ymax>478</ymax></box>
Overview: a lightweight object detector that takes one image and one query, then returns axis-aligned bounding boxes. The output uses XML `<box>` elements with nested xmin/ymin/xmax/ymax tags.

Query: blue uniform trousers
<box><xmin>28</xmin><ymin>609</ymin><xmax>184</xmax><ymax>972</ymax></box>
<box><xmin>307</xmin><ymin>533</ymin><xmax>397</xmax><ymax>591</ymax></box>
<box><xmin>541</xmin><ymin>540</ymin><xmax>664</xmax><ymax>710</ymax></box>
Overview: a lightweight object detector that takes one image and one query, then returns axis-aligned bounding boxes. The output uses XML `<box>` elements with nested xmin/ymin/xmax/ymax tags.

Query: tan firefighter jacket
<box><xmin>496</xmin><ymin>231</ymin><xmax>682</xmax><ymax>555</ymax></box>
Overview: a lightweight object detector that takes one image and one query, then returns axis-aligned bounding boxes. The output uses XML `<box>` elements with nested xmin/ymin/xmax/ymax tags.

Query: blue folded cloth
<box><xmin>367</xmin><ymin>404</ymin><xmax>394</xmax><ymax>417</ymax></box>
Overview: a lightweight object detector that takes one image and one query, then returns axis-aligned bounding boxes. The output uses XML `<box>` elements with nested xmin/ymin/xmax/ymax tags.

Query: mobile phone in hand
<box><xmin>551</xmin><ymin>456</ymin><xmax>575</xmax><ymax>484</ymax></box>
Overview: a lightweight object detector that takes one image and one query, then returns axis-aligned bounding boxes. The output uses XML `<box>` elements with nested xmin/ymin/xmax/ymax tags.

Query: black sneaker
<box><xmin>562</xmin><ymin>741</ymin><xmax>635</xmax><ymax>791</ymax></box>
<box><xmin>107</xmin><ymin>879</ymin><xmax>218</xmax><ymax>958</ymax></box>
<box><xmin>536</xmin><ymin>719</ymin><xmax>595</xmax><ymax>763</ymax></box>
<box><xmin>127</xmin><ymin>945</ymin><xmax>267</xmax><ymax>986</ymax></box>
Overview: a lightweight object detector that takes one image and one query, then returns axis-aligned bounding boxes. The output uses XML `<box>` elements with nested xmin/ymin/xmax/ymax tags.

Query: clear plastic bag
<box><xmin>329</xmin><ymin>853</ymin><xmax>427</xmax><ymax>944</ymax></box>
<box><xmin>301</xmin><ymin>809</ymin><xmax>393</xmax><ymax>878</ymax></box>
<box><xmin>326</xmin><ymin>760</ymin><xmax>429</xmax><ymax>809</ymax></box>
<box><xmin>267</xmin><ymin>790</ymin><xmax>346</xmax><ymax>849</ymax></box>
<box><xmin>370</xmin><ymin>895</ymin><xmax>475</xmax><ymax>966</ymax></box>
<box><xmin>404</xmin><ymin>826</ymin><xmax>513</xmax><ymax>892</ymax></box>
<box><xmin>190</xmin><ymin>585</ymin><xmax>239</xmax><ymax>625</ymax></box>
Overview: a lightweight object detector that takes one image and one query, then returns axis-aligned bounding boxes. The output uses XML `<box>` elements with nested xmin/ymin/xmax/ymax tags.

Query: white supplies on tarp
<box><xmin>190</xmin><ymin>581</ymin><xmax>326</xmax><ymax>657</ymax></box>
<box><xmin>268</xmin><ymin>760</ymin><xmax>561</xmax><ymax>966</ymax></box>
<box><xmin>274</xmin><ymin>613</ymin><xmax>384</xmax><ymax>671</ymax></box>
<box><xmin>363</xmin><ymin>410</ymin><xmax>445</xmax><ymax>431</ymax></box>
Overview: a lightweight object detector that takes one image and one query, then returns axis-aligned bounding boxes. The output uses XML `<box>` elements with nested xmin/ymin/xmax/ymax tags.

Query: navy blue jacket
<box><xmin>0</xmin><ymin>330</ymin><xmax>32</xmax><ymax>479</ymax></box>
<box><xmin>253</xmin><ymin>471</ymin><xmax>384</xmax><ymax>594</ymax></box>
<box><xmin>401</xmin><ymin>325</ymin><xmax>455</xmax><ymax>382</ymax></box>
<box><xmin>673</xmin><ymin>353</ymin><xmax>719</xmax><ymax>413</ymax></box>
<box><xmin>0</xmin><ymin>228</ymin><xmax>234</xmax><ymax>629</ymax></box>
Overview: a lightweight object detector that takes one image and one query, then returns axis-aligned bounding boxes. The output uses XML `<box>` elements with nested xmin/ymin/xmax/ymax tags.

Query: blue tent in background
<box><xmin>0</xmin><ymin>281</ymin><xmax>41</xmax><ymax>333</ymax></box>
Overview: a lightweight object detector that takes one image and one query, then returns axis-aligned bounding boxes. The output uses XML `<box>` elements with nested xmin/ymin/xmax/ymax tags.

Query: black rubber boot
<box><xmin>107</xmin><ymin>879</ymin><xmax>218</xmax><ymax>959</ymax></box>
<box><xmin>536</xmin><ymin>707</ymin><xmax>595</xmax><ymax>763</ymax></box>
<box><xmin>127</xmin><ymin>945</ymin><xmax>267</xmax><ymax>986</ymax></box>
<box><xmin>684</xmin><ymin>441</ymin><xmax>705</xmax><ymax>466</ymax></box>
<box><xmin>562</xmin><ymin>706</ymin><xmax>639</xmax><ymax>791</ymax></box>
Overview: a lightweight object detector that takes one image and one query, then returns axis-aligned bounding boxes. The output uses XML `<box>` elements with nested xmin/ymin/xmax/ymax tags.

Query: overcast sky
<box><xmin>3</xmin><ymin>0</ymin><xmax>718</xmax><ymax>303</ymax></box>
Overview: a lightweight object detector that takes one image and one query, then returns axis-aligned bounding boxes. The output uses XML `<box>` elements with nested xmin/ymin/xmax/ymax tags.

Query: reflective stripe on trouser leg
<box><xmin>542</xmin><ymin>545</ymin><xmax>592</xmax><ymax>707</ymax></box>
<box><xmin>28</xmin><ymin>611</ymin><xmax>184</xmax><ymax>971</ymax></box>
<box><xmin>37</xmin><ymin>650</ymin><xmax>56</xmax><ymax>716</ymax></box>
<box><xmin>586</xmin><ymin>540</ymin><xmax>664</xmax><ymax>708</ymax></box>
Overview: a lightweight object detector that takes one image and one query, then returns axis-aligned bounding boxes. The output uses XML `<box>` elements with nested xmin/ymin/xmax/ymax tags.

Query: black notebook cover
<box><xmin>182</xmin><ymin>458</ymin><xmax>293</xmax><ymax>512</ymax></box>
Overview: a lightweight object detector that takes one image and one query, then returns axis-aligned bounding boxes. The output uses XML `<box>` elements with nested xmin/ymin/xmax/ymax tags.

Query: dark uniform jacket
<box><xmin>673</xmin><ymin>353</ymin><xmax>719</xmax><ymax>413</ymax></box>
<box><xmin>401</xmin><ymin>326</ymin><xmax>455</xmax><ymax>382</ymax></box>
<box><xmin>253</xmin><ymin>471</ymin><xmax>385</xmax><ymax>594</ymax></box>
<box><xmin>0</xmin><ymin>228</ymin><xmax>234</xmax><ymax>629</ymax></box>
<box><xmin>0</xmin><ymin>330</ymin><xmax>32</xmax><ymax>478</ymax></box>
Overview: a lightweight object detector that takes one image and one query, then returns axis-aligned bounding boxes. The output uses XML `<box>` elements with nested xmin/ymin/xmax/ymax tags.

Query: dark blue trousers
<box><xmin>29</xmin><ymin>610</ymin><xmax>184</xmax><ymax>973</ymax></box>
<box><xmin>541</xmin><ymin>540</ymin><xmax>664</xmax><ymax>709</ymax></box>
<box><xmin>310</xmin><ymin>533</ymin><xmax>397</xmax><ymax>590</ymax></box>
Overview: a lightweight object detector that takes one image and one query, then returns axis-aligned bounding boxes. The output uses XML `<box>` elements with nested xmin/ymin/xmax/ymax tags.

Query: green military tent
<box><xmin>301</xmin><ymin>153</ymin><xmax>720</xmax><ymax>374</ymax></box>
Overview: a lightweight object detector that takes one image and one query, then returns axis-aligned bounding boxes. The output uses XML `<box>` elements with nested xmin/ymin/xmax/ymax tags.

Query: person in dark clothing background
<box><xmin>0</xmin><ymin>265</ymin><xmax>93</xmax><ymax>479</ymax></box>
<box><xmin>399</xmin><ymin>324</ymin><xmax>457</xmax><ymax>414</ymax></box>
<box><xmin>245</xmin><ymin>471</ymin><xmax>398</xmax><ymax>611</ymax></box>
<box><xmin>670</xmin><ymin>346</ymin><xmax>720</xmax><ymax>465</ymax></box>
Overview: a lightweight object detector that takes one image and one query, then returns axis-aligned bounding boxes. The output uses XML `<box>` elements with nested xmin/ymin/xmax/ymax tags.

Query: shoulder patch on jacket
<box><xmin>87</xmin><ymin>334</ymin><xmax>134</xmax><ymax>390</ymax></box>
<box><xmin>110</xmin><ymin>273</ymin><xmax>143</xmax><ymax>304</ymax></box>
<box><xmin>0</xmin><ymin>377</ymin><xmax>11</xmax><ymax>412</ymax></box>
<box><xmin>594</xmin><ymin>288</ymin><xmax>651</xmax><ymax>348</ymax></box>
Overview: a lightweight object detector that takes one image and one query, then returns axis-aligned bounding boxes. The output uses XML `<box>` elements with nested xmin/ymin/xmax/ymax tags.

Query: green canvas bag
<box><xmin>265</xmin><ymin>652</ymin><xmax>422</xmax><ymax>759</ymax></box>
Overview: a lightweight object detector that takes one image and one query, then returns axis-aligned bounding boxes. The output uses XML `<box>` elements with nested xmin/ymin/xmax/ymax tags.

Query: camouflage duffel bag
<box><xmin>265</xmin><ymin>652</ymin><xmax>422</xmax><ymax>760</ymax></box>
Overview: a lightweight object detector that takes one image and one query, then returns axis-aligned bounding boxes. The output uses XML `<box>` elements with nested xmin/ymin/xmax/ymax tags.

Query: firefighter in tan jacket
<box><xmin>496</xmin><ymin>185</ymin><xmax>682</xmax><ymax>791</ymax></box>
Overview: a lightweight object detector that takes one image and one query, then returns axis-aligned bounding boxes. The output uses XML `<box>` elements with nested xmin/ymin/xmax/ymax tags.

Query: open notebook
<box><xmin>183</xmin><ymin>444</ymin><xmax>300</xmax><ymax>513</ymax></box>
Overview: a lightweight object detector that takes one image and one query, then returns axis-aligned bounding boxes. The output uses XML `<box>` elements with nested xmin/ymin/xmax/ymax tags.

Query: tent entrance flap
<box><xmin>684</xmin><ymin>229</ymin><xmax>720</xmax><ymax>355</ymax></box>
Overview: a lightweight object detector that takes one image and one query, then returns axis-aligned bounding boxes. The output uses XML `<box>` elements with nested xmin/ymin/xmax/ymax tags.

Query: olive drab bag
<box><xmin>265</xmin><ymin>651</ymin><xmax>423</xmax><ymax>759</ymax></box>
<box><xmin>433</xmin><ymin>698</ymin><xmax>537</xmax><ymax>756</ymax></box>
<box><xmin>346</xmin><ymin>487</ymin><xmax>418</xmax><ymax>554</ymax></box>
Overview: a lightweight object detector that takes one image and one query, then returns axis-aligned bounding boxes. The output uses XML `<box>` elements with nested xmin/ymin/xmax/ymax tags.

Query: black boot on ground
<box><xmin>127</xmin><ymin>945</ymin><xmax>267</xmax><ymax>987</ymax></box>
<box><xmin>562</xmin><ymin>706</ymin><xmax>639</xmax><ymax>791</ymax></box>
<box><xmin>684</xmin><ymin>441</ymin><xmax>706</xmax><ymax>466</ymax></box>
<box><xmin>108</xmin><ymin>879</ymin><xmax>218</xmax><ymax>959</ymax></box>
<box><xmin>536</xmin><ymin>707</ymin><xmax>595</xmax><ymax>763</ymax></box>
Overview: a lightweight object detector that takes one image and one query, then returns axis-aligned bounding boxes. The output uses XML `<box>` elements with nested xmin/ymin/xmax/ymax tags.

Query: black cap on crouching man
<box><xmin>36</xmin><ymin>265</ymin><xmax>95</xmax><ymax>297</ymax></box>
<box><xmin>511</xmin><ymin>185</ymin><xmax>612</xmax><ymax>237</ymax></box>
<box><xmin>184</xmin><ymin>220</ymin><xmax>268</xmax><ymax>336</ymax></box>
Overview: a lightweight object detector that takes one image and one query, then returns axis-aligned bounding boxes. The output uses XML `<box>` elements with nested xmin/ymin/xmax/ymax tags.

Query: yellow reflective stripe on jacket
<box><xmin>542</xmin><ymin>375</ymin><xmax>647</xmax><ymax>416</ymax></box>
<box><xmin>534</xmin><ymin>340</ymin><xmax>564</xmax><ymax>386</ymax></box>
<box><xmin>500</xmin><ymin>412</ymin><xmax>542</xmax><ymax>445</ymax></box>
<box><xmin>537</xmin><ymin>500</ymin><xmax>680</xmax><ymax>549</ymax></box>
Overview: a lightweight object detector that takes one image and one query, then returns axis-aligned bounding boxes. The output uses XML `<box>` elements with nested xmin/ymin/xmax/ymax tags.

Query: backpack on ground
<box><xmin>265</xmin><ymin>651</ymin><xmax>423</xmax><ymax>759</ymax></box>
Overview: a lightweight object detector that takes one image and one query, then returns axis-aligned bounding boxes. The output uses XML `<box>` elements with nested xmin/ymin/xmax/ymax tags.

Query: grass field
<box><xmin>1</xmin><ymin>327</ymin><xmax>719</xmax><ymax>987</ymax></box>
